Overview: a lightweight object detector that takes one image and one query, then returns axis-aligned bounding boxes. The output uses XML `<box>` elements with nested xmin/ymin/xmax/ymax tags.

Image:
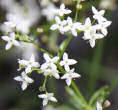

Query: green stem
<box><xmin>71</xmin><ymin>81</ymin><xmax>88</xmax><ymax>105</ymax></box>
<box><xmin>32</xmin><ymin>41</ymin><xmax>53</xmax><ymax>57</ymax></box>
<box><xmin>43</xmin><ymin>76</ymin><xmax>47</xmax><ymax>88</ymax></box>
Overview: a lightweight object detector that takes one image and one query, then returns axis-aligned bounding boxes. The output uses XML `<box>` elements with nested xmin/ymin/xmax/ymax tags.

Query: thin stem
<box><xmin>43</xmin><ymin>76</ymin><xmax>47</xmax><ymax>88</ymax></box>
<box><xmin>71</xmin><ymin>81</ymin><xmax>88</xmax><ymax>105</ymax></box>
<box><xmin>32</xmin><ymin>41</ymin><xmax>53</xmax><ymax>57</ymax></box>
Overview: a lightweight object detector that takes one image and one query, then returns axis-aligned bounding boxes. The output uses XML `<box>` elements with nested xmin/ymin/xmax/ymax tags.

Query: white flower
<box><xmin>41</xmin><ymin>53</ymin><xmax>59</xmax><ymax>70</ymax></box>
<box><xmin>41</xmin><ymin>3</ymin><xmax>58</xmax><ymax>21</ymax></box>
<box><xmin>57</xmin><ymin>3</ymin><xmax>71</xmax><ymax>16</ymax></box>
<box><xmin>97</xmin><ymin>102</ymin><xmax>102</xmax><ymax>110</ymax></box>
<box><xmin>64</xmin><ymin>17</ymin><xmax>82</xmax><ymax>36</ymax></box>
<box><xmin>18</xmin><ymin>54</ymin><xmax>40</xmax><ymax>73</ymax></box>
<box><xmin>50</xmin><ymin>16</ymin><xmax>67</xmax><ymax>34</ymax></box>
<box><xmin>81</xmin><ymin>17</ymin><xmax>93</xmax><ymax>38</ymax></box>
<box><xmin>96</xmin><ymin>20</ymin><xmax>112</xmax><ymax>36</ymax></box>
<box><xmin>1</xmin><ymin>32</ymin><xmax>20</xmax><ymax>50</ymax></box>
<box><xmin>38</xmin><ymin>92</ymin><xmax>57</xmax><ymax>106</ymax></box>
<box><xmin>44</xmin><ymin>68</ymin><xmax>60</xmax><ymax>79</ymax></box>
<box><xmin>59</xmin><ymin>52</ymin><xmax>77</xmax><ymax>71</ymax></box>
<box><xmin>61</xmin><ymin>68</ymin><xmax>81</xmax><ymax>86</ymax></box>
<box><xmin>83</xmin><ymin>29</ymin><xmax>104</xmax><ymax>48</ymax></box>
<box><xmin>4</xmin><ymin>21</ymin><xmax>16</xmax><ymax>28</ymax></box>
<box><xmin>14</xmin><ymin>71</ymin><xmax>34</xmax><ymax>91</ymax></box>
<box><xmin>92</xmin><ymin>6</ymin><xmax>107</xmax><ymax>22</ymax></box>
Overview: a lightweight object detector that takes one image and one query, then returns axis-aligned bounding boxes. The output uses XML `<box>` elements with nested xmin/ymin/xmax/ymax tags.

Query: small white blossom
<box><xmin>83</xmin><ymin>29</ymin><xmax>104</xmax><ymax>48</ymax></box>
<box><xmin>18</xmin><ymin>54</ymin><xmax>40</xmax><ymax>73</ymax></box>
<box><xmin>81</xmin><ymin>17</ymin><xmax>94</xmax><ymax>39</ymax></box>
<box><xmin>92</xmin><ymin>6</ymin><xmax>107</xmax><ymax>22</ymax></box>
<box><xmin>61</xmin><ymin>68</ymin><xmax>81</xmax><ymax>86</ymax></box>
<box><xmin>97</xmin><ymin>102</ymin><xmax>102</xmax><ymax>110</ymax></box>
<box><xmin>60</xmin><ymin>52</ymin><xmax>77</xmax><ymax>71</ymax></box>
<box><xmin>65</xmin><ymin>17</ymin><xmax>82</xmax><ymax>36</ymax></box>
<box><xmin>41</xmin><ymin>53</ymin><xmax>59</xmax><ymax>70</ymax></box>
<box><xmin>1</xmin><ymin>32</ymin><xmax>20</xmax><ymax>50</ymax></box>
<box><xmin>38</xmin><ymin>92</ymin><xmax>57</xmax><ymax>106</ymax></box>
<box><xmin>50</xmin><ymin>16</ymin><xmax>67</xmax><ymax>34</ymax></box>
<box><xmin>14</xmin><ymin>71</ymin><xmax>34</xmax><ymax>91</ymax></box>
<box><xmin>57</xmin><ymin>3</ymin><xmax>71</xmax><ymax>16</ymax></box>
<box><xmin>96</xmin><ymin>20</ymin><xmax>112</xmax><ymax>36</ymax></box>
<box><xmin>44</xmin><ymin>68</ymin><xmax>60</xmax><ymax>79</ymax></box>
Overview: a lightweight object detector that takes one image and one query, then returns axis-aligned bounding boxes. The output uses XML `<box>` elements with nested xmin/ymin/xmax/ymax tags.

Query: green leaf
<box><xmin>59</xmin><ymin>40</ymin><xmax>67</xmax><ymax>52</ymax></box>
<box><xmin>89</xmin><ymin>86</ymin><xmax>110</xmax><ymax>106</ymax></box>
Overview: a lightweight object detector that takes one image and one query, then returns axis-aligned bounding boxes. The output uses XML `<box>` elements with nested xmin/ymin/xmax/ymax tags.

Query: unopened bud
<box><xmin>76</xmin><ymin>4</ymin><xmax>82</xmax><ymax>9</ymax></box>
<box><xmin>37</xmin><ymin>28</ymin><xmax>43</xmax><ymax>34</ymax></box>
<box><xmin>104</xmin><ymin>100</ymin><xmax>111</xmax><ymax>108</ymax></box>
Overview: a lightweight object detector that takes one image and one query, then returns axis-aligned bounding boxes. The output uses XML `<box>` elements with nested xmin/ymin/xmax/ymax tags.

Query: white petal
<box><xmin>66</xmin><ymin>78</ymin><xmax>71</xmax><ymax>86</ymax></box>
<box><xmin>68</xmin><ymin>59</ymin><xmax>77</xmax><ymax>65</ymax></box>
<box><xmin>61</xmin><ymin>74</ymin><xmax>69</xmax><ymax>79</ymax></box>
<box><xmin>49</xmin><ymin>96</ymin><xmax>57</xmax><ymax>102</ymax></box>
<box><xmin>5</xmin><ymin>42</ymin><xmax>12</xmax><ymax>50</ymax></box>
<box><xmin>21</xmin><ymin>82</ymin><xmax>28</xmax><ymax>91</ymax></box>
<box><xmin>55</xmin><ymin>16</ymin><xmax>61</xmax><ymax>24</ymax></box>
<box><xmin>50</xmin><ymin>63</ymin><xmax>57</xmax><ymax>70</ymax></box>
<box><xmin>89</xmin><ymin>39</ymin><xmax>95</xmax><ymax>48</ymax></box>
<box><xmin>72</xmin><ymin>73</ymin><xmax>81</xmax><ymax>78</ymax></box>
<box><xmin>63</xmin><ymin>52</ymin><xmax>68</xmax><ymax>60</ymax></box>
<box><xmin>25</xmin><ymin>76</ymin><xmax>34</xmax><ymax>83</ymax></box>
<box><xmin>92</xmin><ymin>6</ymin><xmax>98</xmax><ymax>14</ymax></box>
<box><xmin>12</xmin><ymin>40</ymin><xmax>20</xmax><ymax>46</ymax></box>
<box><xmin>53</xmin><ymin>72</ymin><xmax>60</xmax><ymax>79</ymax></box>
<box><xmin>44</xmin><ymin>53</ymin><xmax>51</xmax><ymax>62</ymax></box>
<box><xmin>101</xmin><ymin>28</ymin><xmax>108</xmax><ymax>36</ymax></box>
<box><xmin>14</xmin><ymin>76</ymin><xmax>22</xmax><ymax>81</ymax></box>
<box><xmin>52</xmin><ymin>56</ymin><xmax>59</xmax><ymax>63</ymax></box>
<box><xmin>64</xmin><ymin>10</ymin><xmax>72</xmax><ymax>14</ymax></box>
<box><xmin>71</xmin><ymin>29</ymin><xmax>77</xmax><ymax>37</ymax></box>
<box><xmin>43</xmin><ymin>99</ymin><xmax>48</xmax><ymax>106</ymax></box>
<box><xmin>99</xmin><ymin>10</ymin><xmax>105</xmax><ymax>16</ymax></box>
<box><xmin>41</xmin><ymin>63</ymin><xmax>48</xmax><ymax>70</ymax></box>
<box><xmin>38</xmin><ymin>94</ymin><xmax>47</xmax><ymax>99</ymax></box>
<box><xmin>85</xmin><ymin>17</ymin><xmax>91</xmax><ymax>26</ymax></box>
<box><xmin>50</xmin><ymin>24</ymin><xmax>59</xmax><ymax>30</ymax></box>
<box><xmin>60</xmin><ymin>3</ymin><xmax>65</xmax><ymax>9</ymax></box>
<box><xmin>10</xmin><ymin>32</ymin><xmax>15</xmax><ymax>39</ymax></box>
<box><xmin>1</xmin><ymin>36</ymin><xmax>10</xmax><ymax>41</ymax></box>
<box><xmin>64</xmin><ymin>65</ymin><xmax>70</xmax><ymax>72</ymax></box>
<box><xmin>31</xmin><ymin>62</ymin><xmax>40</xmax><ymax>68</ymax></box>
<box><xmin>25</xmin><ymin>66</ymin><xmax>32</xmax><ymax>73</ymax></box>
<box><xmin>59</xmin><ymin>61</ymin><xmax>65</xmax><ymax>66</ymax></box>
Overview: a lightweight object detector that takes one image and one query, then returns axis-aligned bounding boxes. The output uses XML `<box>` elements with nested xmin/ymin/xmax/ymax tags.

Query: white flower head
<box><xmin>92</xmin><ymin>6</ymin><xmax>107</xmax><ymax>22</ymax></box>
<box><xmin>1</xmin><ymin>32</ymin><xmax>20</xmax><ymax>50</ymax></box>
<box><xmin>83</xmin><ymin>28</ymin><xmax>104</xmax><ymax>48</ymax></box>
<box><xmin>64</xmin><ymin>17</ymin><xmax>82</xmax><ymax>36</ymax></box>
<box><xmin>96</xmin><ymin>20</ymin><xmax>112</xmax><ymax>36</ymax></box>
<box><xmin>41</xmin><ymin>53</ymin><xmax>59</xmax><ymax>70</ymax></box>
<box><xmin>97</xmin><ymin>102</ymin><xmax>102</xmax><ymax>110</ymax></box>
<box><xmin>57</xmin><ymin>3</ymin><xmax>72</xmax><ymax>16</ymax></box>
<box><xmin>14</xmin><ymin>71</ymin><xmax>34</xmax><ymax>91</ymax></box>
<box><xmin>38</xmin><ymin>92</ymin><xmax>57</xmax><ymax>106</ymax></box>
<box><xmin>59</xmin><ymin>52</ymin><xmax>77</xmax><ymax>71</ymax></box>
<box><xmin>61</xmin><ymin>68</ymin><xmax>81</xmax><ymax>86</ymax></box>
<box><xmin>44</xmin><ymin>68</ymin><xmax>60</xmax><ymax>79</ymax></box>
<box><xmin>18</xmin><ymin>54</ymin><xmax>40</xmax><ymax>73</ymax></box>
<box><xmin>50</xmin><ymin>16</ymin><xmax>67</xmax><ymax>34</ymax></box>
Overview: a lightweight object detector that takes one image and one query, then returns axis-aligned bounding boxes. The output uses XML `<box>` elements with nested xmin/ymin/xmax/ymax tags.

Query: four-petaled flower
<box><xmin>65</xmin><ymin>17</ymin><xmax>82</xmax><ymax>36</ymax></box>
<box><xmin>18</xmin><ymin>54</ymin><xmax>40</xmax><ymax>73</ymax></box>
<box><xmin>97</xmin><ymin>102</ymin><xmax>102</xmax><ymax>110</ymax></box>
<box><xmin>96</xmin><ymin>20</ymin><xmax>112</xmax><ymax>36</ymax></box>
<box><xmin>38</xmin><ymin>92</ymin><xmax>57</xmax><ymax>106</ymax></box>
<box><xmin>92</xmin><ymin>6</ymin><xmax>107</xmax><ymax>22</ymax></box>
<box><xmin>83</xmin><ymin>29</ymin><xmax>104</xmax><ymax>48</ymax></box>
<box><xmin>41</xmin><ymin>53</ymin><xmax>59</xmax><ymax>70</ymax></box>
<box><xmin>1</xmin><ymin>32</ymin><xmax>20</xmax><ymax>50</ymax></box>
<box><xmin>60</xmin><ymin>52</ymin><xmax>77</xmax><ymax>71</ymax></box>
<box><xmin>14</xmin><ymin>71</ymin><xmax>34</xmax><ymax>90</ymax></box>
<box><xmin>61</xmin><ymin>68</ymin><xmax>81</xmax><ymax>86</ymax></box>
<box><xmin>57</xmin><ymin>3</ymin><xmax>72</xmax><ymax>16</ymax></box>
<box><xmin>50</xmin><ymin>16</ymin><xmax>67</xmax><ymax>34</ymax></box>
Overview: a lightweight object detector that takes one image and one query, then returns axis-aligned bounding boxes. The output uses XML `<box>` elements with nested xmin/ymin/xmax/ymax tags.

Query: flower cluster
<box><xmin>50</xmin><ymin>5</ymin><xmax>111</xmax><ymax>48</ymax></box>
